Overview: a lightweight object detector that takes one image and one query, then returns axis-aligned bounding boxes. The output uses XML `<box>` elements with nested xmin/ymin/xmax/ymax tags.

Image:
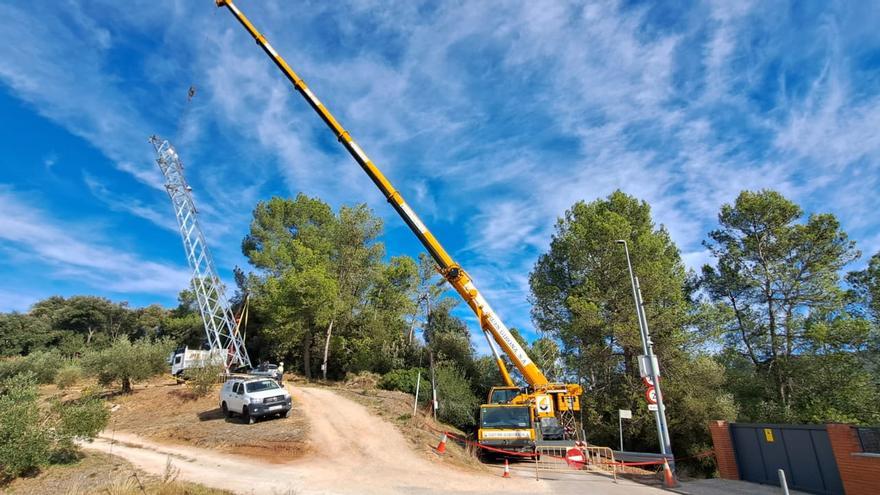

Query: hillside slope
<box><xmin>84</xmin><ymin>385</ymin><xmax>549</xmax><ymax>494</ymax></box>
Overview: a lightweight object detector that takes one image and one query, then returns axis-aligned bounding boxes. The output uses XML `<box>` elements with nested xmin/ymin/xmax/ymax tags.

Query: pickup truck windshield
<box><xmin>481</xmin><ymin>406</ymin><xmax>531</xmax><ymax>428</ymax></box>
<box><xmin>246</xmin><ymin>380</ymin><xmax>280</xmax><ymax>393</ymax></box>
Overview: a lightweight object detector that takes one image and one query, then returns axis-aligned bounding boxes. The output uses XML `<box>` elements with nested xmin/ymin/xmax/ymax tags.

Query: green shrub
<box><xmin>379</xmin><ymin>368</ymin><xmax>430</xmax><ymax>401</ymax></box>
<box><xmin>0</xmin><ymin>373</ymin><xmax>51</xmax><ymax>482</ymax></box>
<box><xmin>0</xmin><ymin>351</ymin><xmax>61</xmax><ymax>384</ymax></box>
<box><xmin>0</xmin><ymin>373</ymin><xmax>109</xmax><ymax>484</ymax></box>
<box><xmin>55</xmin><ymin>363</ymin><xmax>82</xmax><ymax>389</ymax></box>
<box><xmin>55</xmin><ymin>390</ymin><xmax>109</xmax><ymax>439</ymax></box>
<box><xmin>83</xmin><ymin>336</ymin><xmax>173</xmax><ymax>393</ymax></box>
<box><xmin>434</xmin><ymin>364</ymin><xmax>479</xmax><ymax>429</ymax></box>
<box><xmin>183</xmin><ymin>363</ymin><xmax>224</xmax><ymax>398</ymax></box>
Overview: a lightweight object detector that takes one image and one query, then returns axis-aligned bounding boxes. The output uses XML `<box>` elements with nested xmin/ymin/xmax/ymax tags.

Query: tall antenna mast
<box><xmin>150</xmin><ymin>135</ymin><xmax>251</xmax><ymax>370</ymax></box>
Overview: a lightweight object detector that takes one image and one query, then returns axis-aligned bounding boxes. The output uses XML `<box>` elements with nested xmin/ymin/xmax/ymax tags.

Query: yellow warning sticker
<box><xmin>764</xmin><ymin>428</ymin><xmax>774</xmax><ymax>442</ymax></box>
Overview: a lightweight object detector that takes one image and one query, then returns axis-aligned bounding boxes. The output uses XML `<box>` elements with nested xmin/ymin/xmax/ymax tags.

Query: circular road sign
<box><xmin>566</xmin><ymin>448</ymin><xmax>586</xmax><ymax>469</ymax></box>
<box><xmin>645</xmin><ymin>386</ymin><xmax>658</xmax><ymax>405</ymax></box>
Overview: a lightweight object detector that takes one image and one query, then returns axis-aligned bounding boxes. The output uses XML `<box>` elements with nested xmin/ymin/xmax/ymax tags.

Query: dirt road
<box><xmin>83</xmin><ymin>385</ymin><xmax>663</xmax><ymax>494</ymax></box>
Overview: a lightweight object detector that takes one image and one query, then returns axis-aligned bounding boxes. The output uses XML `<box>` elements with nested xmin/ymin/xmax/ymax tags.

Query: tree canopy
<box><xmin>701</xmin><ymin>190</ymin><xmax>877</xmax><ymax>423</ymax></box>
<box><xmin>530</xmin><ymin>190</ymin><xmax>736</xmax><ymax>459</ymax></box>
<box><xmin>241</xmin><ymin>194</ymin><xmax>419</xmax><ymax>378</ymax></box>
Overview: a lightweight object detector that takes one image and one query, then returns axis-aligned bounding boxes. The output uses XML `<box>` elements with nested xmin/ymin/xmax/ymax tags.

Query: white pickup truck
<box><xmin>220</xmin><ymin>377</ymin><xmax>292</xmax><ymax>424</ymax></box>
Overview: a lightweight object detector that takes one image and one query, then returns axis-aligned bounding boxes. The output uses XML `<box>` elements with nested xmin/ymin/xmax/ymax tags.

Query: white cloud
<box><xmin>0</xmin><ymin>288</ymin><xmax>42</xmax><ymax>313</ymax></box>
<box><xmin>0</xmin><ymin>186</ymin><xmax>190</xmax><ymax>295</ymax></box>
<box><xmin>43</xmin><ymin>153</ymin><xmax>58</xmax><ymax>170</ymax></box>
<box><xmin>0</xmin><ymin>2</ymin><xmax>163</xmax><ymax>190</ymax></box>
<box><xmin>83</xmin><ymin>173</ymin><xmax>178</xmax><ymax>233</ymax></box>
<box><xmin>1</xmin><ymin>0</ymin><xmax>878</xmax><ymax>348</ymax></box>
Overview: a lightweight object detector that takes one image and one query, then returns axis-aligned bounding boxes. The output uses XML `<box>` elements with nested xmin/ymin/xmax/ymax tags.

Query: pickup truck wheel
<box><xmin>242</xmin><ymin>406</ymin><xmax>255</xmax><ymax>425</ymax></box>
<box><xmin>284</xmin><ymin>409</ymin><xmax>292</xmax><ymax>418</ymax></box>
<box><xmin>221</xmin><ymin>402</ymin><xmax>231</xmax><ymax>418</ymax></box>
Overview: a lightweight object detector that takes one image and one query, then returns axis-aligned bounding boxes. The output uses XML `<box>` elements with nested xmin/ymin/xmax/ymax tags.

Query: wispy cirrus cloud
<box><xmin>0</xmin><ymin>186</ymin><xmax>190</xmax><ymax>294</ymax></box>
<box><xmin>83</xmin><ymin>172</ymin><xmax>178</xmax><ymax>233</ymax></box>
<box><xmin>0</xmin><ymin>0</ymin><xmax>878</xmax><ymax>341</ymax></box>
<box><xmin>0</xmin><ymin>2</ymin><xmax>164</xmax><ymax>191</ymax></box>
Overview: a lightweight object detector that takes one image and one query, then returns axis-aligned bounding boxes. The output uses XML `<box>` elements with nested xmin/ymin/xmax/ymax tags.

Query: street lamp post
<box><xmin>616</xmin><ymin>240</ymin><xmax>674</xmax><ymax>470</ymax></box>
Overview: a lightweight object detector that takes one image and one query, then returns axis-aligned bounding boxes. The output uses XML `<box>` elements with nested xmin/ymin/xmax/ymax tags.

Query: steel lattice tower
<box><xmin>150</xmin><ymin>135</ymin><xmax>251</xmax><ymax>370</ymax></box>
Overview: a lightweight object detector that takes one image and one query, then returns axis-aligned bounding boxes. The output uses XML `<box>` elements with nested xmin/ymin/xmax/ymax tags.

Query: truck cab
<box><xmin>477</xmin><ymin>404</ymin><xmax>535</xmax><ymax>453</ymax></box>
<box><xmin>487</xmin><ymin>386</ymin><xmax>522</xmax><ymax>404</ymax></box>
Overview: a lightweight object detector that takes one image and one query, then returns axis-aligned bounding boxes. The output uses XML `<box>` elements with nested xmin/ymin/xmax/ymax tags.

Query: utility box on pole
<box><xmin>638</xmin><ymin>355</ymin><xmax>659</xmax><ymax>378</ymax></box>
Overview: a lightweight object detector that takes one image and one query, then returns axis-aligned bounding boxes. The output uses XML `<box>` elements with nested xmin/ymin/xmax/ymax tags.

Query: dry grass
<box><xmin>342</xmin><ymin>371</ymin><xmax>380</xmax><ymax>389</ymax></box>
<box><xmin>328</xmin><ymin>382</ymin><xmax>487</xmax><ymax>472</ymax></box>
<box><xmin>35</xmin><ymin>372</ymin><xmax>478</xmax><ymax>476</ymax></box>
<box><xmin>2</xmin><ymin>451</ymin><xmax>229</xmax><ymax>495</ymax></box>
<box><xmin>105</xmin><ymin>376</ymin><xmax>309</xmax><ymax>463</ymax></box>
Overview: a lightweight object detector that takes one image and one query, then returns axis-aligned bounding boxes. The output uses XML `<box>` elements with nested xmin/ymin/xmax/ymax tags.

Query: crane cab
<box><xmin>487</xmin><ymin>386</ymin><xmax>522</xmax><ymax>404</ymax></box>
<box><xmin>477</xmin><ymin>404</ymin><xmax>535</xmax><ymax>453</ymax></box>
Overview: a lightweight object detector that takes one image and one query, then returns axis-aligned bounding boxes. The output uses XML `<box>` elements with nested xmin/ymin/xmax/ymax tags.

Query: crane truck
<box><xmin>215</xmin><ymin>0</ymin><xmax>584</xmax><ymax>449</ymax></box>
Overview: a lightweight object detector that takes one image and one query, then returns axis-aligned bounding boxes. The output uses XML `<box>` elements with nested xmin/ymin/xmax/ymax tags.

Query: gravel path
<box><xmin>83</xmin><ymin>385</ymin><xmax>664</xmax><ymax>494</ymax></box>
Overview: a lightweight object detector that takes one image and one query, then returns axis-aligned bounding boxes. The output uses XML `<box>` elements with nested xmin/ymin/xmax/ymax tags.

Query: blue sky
<box><xmin>1</xmin><ymin>1</ymin><xmax>879</xmax><ymax>352</ymax></box>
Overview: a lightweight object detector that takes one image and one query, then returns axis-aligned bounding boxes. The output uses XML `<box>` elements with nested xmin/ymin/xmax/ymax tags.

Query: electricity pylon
<box><xmin>150</xmin><ymin>135</ymin><xmax>251</xmax><ymax>370</ymax></box>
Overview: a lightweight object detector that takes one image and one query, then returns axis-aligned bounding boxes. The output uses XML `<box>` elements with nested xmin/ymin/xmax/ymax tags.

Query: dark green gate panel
<box><xmin>730</xmin><ymin>423</ymin><xmax>844</xmax><ymax>495</ymax></box>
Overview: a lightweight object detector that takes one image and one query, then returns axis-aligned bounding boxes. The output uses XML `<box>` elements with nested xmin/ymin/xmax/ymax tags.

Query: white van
<box><xmin>220</xmin><ymin>377</ymin><xmax>292</xmax><ymax>424</ymax></box>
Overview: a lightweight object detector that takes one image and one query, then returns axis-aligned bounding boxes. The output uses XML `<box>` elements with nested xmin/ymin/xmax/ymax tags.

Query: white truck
<box><xmin>168</xmin><ymin>346</ymin><xmax>225</xmax><ymax>377</ymax></box>
<box><xmin>220</xmin><ymin>377</ymin><xmax>292</xmax><ymax>424</ymax></box>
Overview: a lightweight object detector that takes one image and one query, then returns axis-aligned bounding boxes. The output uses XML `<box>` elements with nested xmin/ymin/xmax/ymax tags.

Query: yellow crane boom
<box><xmin>215</xmin><ymin>0</ymin><xmax>547</xmax><ymax>388</ymax></box>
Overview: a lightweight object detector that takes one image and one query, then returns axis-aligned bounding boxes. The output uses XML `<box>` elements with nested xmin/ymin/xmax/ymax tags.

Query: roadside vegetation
<box><xmin>1</xmin><ymin>189</ymin><xmax>878</xmax><ymax>482</ymax></box>
<box><xmin>2</xmin><ymin>450</ymin><xmax>231</xmax><ymax>495</ymax></box>
<box><xmin>0</xmin><ymin>372</ymin><xmax>107</xmax><ymax>483</ymax></box>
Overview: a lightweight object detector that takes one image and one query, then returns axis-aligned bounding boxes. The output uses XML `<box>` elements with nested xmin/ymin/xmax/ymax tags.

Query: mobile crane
<box><xmin>216</xmin><ymin>0</ymin><xmax>583</xmax><ymax>446</ymax></box>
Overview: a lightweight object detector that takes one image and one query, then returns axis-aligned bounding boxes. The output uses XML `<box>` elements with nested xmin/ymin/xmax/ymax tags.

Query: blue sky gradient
<box><xmin>1</xmin><ymin>1</ymin><xmax>878</xmax><ymax>351</ymax></box>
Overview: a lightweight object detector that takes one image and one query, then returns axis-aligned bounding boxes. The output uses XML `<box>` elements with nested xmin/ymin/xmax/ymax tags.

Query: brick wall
<box><xmin>826</xmin><ymin>423</ymin><xmax>880</xmax><ymax>495</ymax></box>
<box><xmin>708</xmin><ymin>420</ymin><xmax>739</xmax><ymax>480</ymax></box>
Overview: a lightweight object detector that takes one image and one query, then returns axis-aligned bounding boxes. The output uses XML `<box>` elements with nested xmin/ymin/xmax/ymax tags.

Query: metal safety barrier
<box><xmin>532</xmin><ymin>444</ymin><xmax>618</xmax><ymax>481</ymax></box>
<box><xmin>426</xmin><ymin>423</ymin><xmax>665</xmax><ymax>481</ymax></box>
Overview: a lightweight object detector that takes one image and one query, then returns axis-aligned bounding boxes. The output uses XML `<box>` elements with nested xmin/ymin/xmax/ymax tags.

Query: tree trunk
<box><xmin>122</xmin><ymin>377</ymin><xmax>132</xmax><ymax>394</ymax></box>
<box><xmin>407</xmin><ymin>314</ymin><xmax>417</xmax><ymax>344</ymax></box>
<box><xmin>766</xmin><ymin>289</ymin><xmax>786</xmax><ymax>407</ymax></box>
<box><xmin>303</xmin><ymin>331</ymin><xmax>313</xmax><ymax>379</ymax></box>
<box><xmin>322</xmin><ymin>320</ymin><xmax>334</xmax><ymax>380</ymax></box>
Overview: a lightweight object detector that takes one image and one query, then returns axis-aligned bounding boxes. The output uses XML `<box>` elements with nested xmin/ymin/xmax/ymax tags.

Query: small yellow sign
<box><xmin>764</xmin><ymin>428</ymin><xmax>775</xmax><ymax>442</ymax></box>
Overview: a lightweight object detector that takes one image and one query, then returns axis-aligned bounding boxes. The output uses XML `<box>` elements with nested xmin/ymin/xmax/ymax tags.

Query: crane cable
<box><xmin>174</xmin><ymin>85</ymin><xmax>197</xmax><ymax>144</ymax></box>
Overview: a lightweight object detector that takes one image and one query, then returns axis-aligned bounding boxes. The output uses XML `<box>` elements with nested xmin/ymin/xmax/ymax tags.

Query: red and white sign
<box><xmin>642</xmin><ymin>375</ymin><xmax>655</xmax><ymax>387</ymax></box>
<box><xmin>566</xmin><ymin>448</ymin><xmax>586</xmax><ymax>469</ymax></box>
<box><xmin>645</xmin><ymin>387</ymin><xmax>658</xmax><ymax>405</ymax></box>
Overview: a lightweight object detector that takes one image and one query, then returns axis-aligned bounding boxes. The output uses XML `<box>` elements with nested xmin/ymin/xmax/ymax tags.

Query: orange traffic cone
<box><xmin>436</xmin><ymin>432</ymin><xmax>447</xmax><ymax>454</ymax></box>
<box><xmin>662</xmin><ymin>457</ymin><xmax>678</xmax><ymax>488</ymax></box>
<box><xmin>503</xmin><ymin>459</ymin><xmax>511</xmax><ymax>478</ymax></box>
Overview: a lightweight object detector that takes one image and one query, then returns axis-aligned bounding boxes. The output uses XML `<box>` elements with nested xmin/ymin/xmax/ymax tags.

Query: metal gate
<box><xmin>730</xmin><ymin>423</ymin><xmax>844</xmax><ymax>495</ymax></box>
